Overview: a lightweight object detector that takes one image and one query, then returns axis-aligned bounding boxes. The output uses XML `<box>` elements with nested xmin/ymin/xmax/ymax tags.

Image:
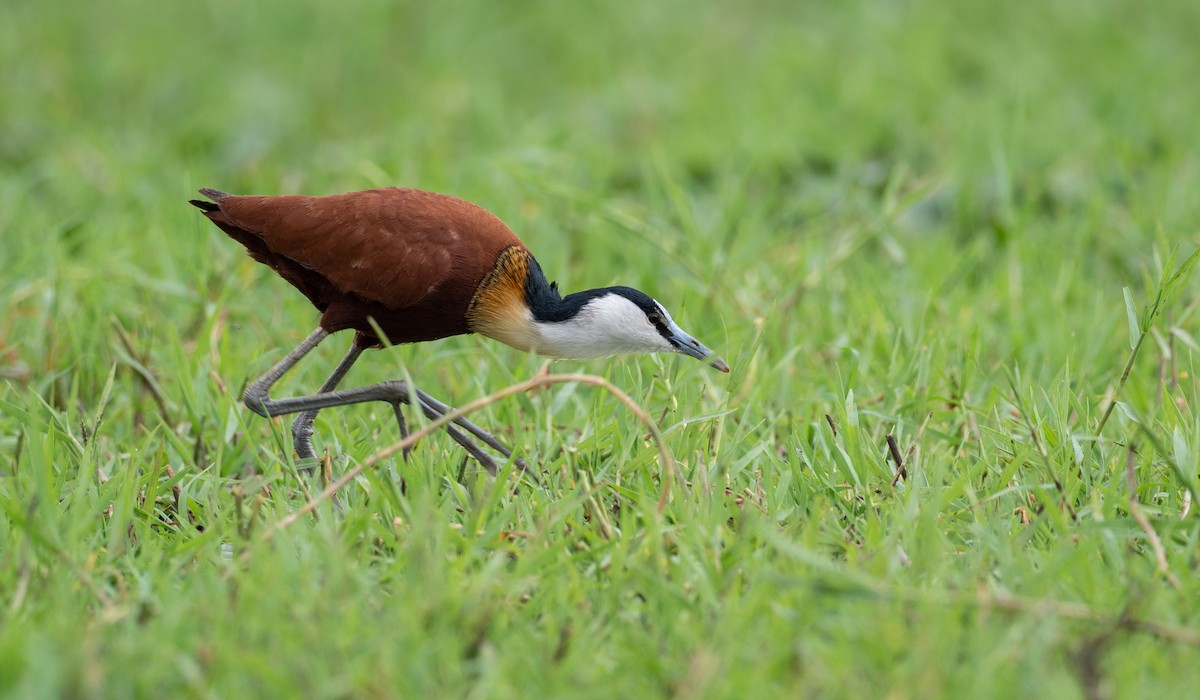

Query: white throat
<box><xmin>529</xmin><ymin>294</ymin><xmax>673</xmax><ymax>360</ymax></box>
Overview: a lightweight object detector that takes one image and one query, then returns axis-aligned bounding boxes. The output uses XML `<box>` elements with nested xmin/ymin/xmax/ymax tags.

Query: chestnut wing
<box><xmin>215</xmin><ymin>189</ymin><xmax>515</xmax><ymax>310</ymax></box>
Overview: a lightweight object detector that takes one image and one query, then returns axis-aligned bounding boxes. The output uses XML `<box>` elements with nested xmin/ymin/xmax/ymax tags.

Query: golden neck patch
<box><xmin>466</xmin><ymin>245</ymin><xmax>538</xmax><ymax>352</ymax></box>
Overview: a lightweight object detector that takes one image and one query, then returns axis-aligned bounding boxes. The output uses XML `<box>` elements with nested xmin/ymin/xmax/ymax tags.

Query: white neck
<box><xmin>474</xmin><ymin>291</ymin><xmax>677</xmax><ymax>360</ymax></box>
<box><xmin>477</xmin><ymin>294</ymin><xmax>667</xmax><ymax>362</ymax></box>
<box><xmin>528</xmin><ymin>294</ymin><xmax>673</xmax><ymax>359</ymax></box>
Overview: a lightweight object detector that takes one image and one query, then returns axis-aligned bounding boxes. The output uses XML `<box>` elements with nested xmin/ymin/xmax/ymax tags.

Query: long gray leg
<box><xmin>242</xmin><ymin>327</ymin><xmax>330</xmax><ymax>413</ymax></box>
<box><xmin>242</xmin><ymin>327</ymin><xmax>522</xmax><ymax>474</ymax></box>
<box><xmin>291</xmin><ymin>344</ymin><xmax>366</xmax><ymax>460</ymax></box>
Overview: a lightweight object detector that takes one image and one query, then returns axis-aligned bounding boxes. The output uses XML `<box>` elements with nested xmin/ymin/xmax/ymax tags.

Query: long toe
<box><xmin>415</xmin><ymin>391</ymin><xmax>532</xmax><ymax>477</ymax></box>
<box><xmin>291</xmin><ymin>413</ymin><xmax>319</xmax><ymax>465</ymax></box>
<box><xmin>417</xmin><ymin>392</ymin><xmax>521</xmax><ymax>457</ymax></box>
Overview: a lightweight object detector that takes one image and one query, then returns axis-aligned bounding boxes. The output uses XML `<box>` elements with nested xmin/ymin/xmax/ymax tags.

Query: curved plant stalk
<box><xmin>269</xmin><ymin>372</ymin><xmax>680</xmax><ymax>534</ymax></box>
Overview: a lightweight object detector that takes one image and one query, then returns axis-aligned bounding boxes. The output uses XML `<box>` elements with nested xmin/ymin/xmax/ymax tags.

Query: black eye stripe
<box><xmin>650</xmin><ymin>316</ymin><xmax>676</xmax><ymax>344</ymax></box>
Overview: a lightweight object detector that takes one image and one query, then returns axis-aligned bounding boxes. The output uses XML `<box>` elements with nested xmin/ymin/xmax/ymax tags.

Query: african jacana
<box><xmin>190</xmin><ymin>187</ymin><xmax>728</xmax><ymax>471</ymax></box>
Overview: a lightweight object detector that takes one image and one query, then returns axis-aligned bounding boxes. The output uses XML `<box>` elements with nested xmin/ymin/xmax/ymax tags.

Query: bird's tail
<box><xmin>188</xmin><ymin>188</ymin><xmax>231</xmax><ymax>212</ymax></box>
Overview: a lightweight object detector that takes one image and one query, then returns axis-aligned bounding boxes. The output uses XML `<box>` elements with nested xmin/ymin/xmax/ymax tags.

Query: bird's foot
<box><xmin>413</xmin><ymin>390</ymin><xmax>531</xmax><ymax>476</ymax></box>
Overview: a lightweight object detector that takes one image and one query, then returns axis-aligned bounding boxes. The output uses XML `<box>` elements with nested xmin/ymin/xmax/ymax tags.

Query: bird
<box><xmin>189</xmin><ymin>187</ymin><xmax>729</xmax><ymax>472</ymax></box>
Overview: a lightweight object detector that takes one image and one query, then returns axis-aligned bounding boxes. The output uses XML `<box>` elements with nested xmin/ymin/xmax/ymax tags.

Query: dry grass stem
<box><xmin>270</xmin><ymin>373</ymin><xmax>677</xmax><ymax>533</ymax></box>
<box><xmin>1125</xmin><ymin>447</ymin><xmax>1180</xmax><ymax>589</ymax></box>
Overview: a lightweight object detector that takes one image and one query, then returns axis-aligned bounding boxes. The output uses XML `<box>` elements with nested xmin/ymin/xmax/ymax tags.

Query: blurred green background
<box><xmin>4</xmin><ymin>0</ymin><xmax>1200</xmax><ymax>697</ymax></box>
<box><xmin>6</xmin><ymin>0</ymin><xmax>1200</xmax><ymax>379</ymax></box>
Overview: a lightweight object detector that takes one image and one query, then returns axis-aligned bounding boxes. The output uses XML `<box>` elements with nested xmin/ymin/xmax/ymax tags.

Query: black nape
<box><xmin>524</xmin><ymin>257</ymin><xmax>617</xmax><ymax>323</ymax></box>
<box><xmin>523</xmin><ymin>258</ymin><xmax>672</xmax><ymax>340</ymax></box>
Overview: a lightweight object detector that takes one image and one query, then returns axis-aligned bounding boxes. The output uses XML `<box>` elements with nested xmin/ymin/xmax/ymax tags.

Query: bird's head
<box><xmin>466</xmin><ymin>250</ymin><xmax>728</xmax><ymax>372</ymax></box>
<box><xmin>530</xmin><ymin>287</ymin><xmax>730</xmax><ymax>372</ymax></box>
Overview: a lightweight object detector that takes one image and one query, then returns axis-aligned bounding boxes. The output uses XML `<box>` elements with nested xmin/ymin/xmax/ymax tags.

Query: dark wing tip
<box><xmin>188</xmin><ymin>198</ymin><xmax>219</xmax><ymax>212</ymax></box>
<box><xmin>198</xmin><ymin>188</ymin><xmax>232</xmax><ymax>201</ymax></box>
<box><xmin>191</xmin><ymin>188</ymin><xmax>233</xmax><ymax>212</ymax></box>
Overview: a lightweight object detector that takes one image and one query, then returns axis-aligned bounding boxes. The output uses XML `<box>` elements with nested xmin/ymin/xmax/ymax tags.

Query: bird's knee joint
<box><xmin>243</xmin><ymin>386</ymin><xmax>271</xmax><ymax>417</ymax></box>
<box><xmin>383</xmin><ymin>380</ymin><xmax>411</xmax><ymax>400</ymax></box>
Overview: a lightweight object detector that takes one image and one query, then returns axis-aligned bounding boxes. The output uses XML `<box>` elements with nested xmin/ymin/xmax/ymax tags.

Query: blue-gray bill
<box><xmin>669</xmin><ymin>324</ymin><xmax>730</xmax><ymax>373</ymax></box>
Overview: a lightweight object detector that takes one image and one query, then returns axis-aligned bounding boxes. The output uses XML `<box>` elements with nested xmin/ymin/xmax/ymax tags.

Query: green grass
<box><xmin>4</xmin><ymin>0</ymin><xmax>1200</xmax><ymax>696</ymax></box>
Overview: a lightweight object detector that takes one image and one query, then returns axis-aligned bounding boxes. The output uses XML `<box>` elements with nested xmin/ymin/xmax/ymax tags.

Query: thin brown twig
<box><xmin>1125</xmin><ymin>446</ymin><xmax>1180</xmax><ymax>589</ymax></box>
<box><xmin>963</xmin><ymin>590</ymin><xmax>1200</xmax><ymax>646</ymax></box>
<box><xmin>847</xmin><ymin>579</ymin><xmax>1200</xmax><ymax>646</ymax></box>
<box><xmin>268</xmin><ymin>373</ymin><xmax>677</xmax><ymax>534</ymax></box>
<box><xmin>164</xmin><ymin>465</ymin><xmax>185</xmax><ymax>526</ymax></box>
<box><xmin>112</xmin><ymin>318</ymin><xmax>172</xmax><ymax>424</ymax></box>
<box><xmin>774</xmin><ymin>545</ymin><xmax>1200</xmax><ymax>647</ymax></box>
<box><xmin>1095</xmin><ymin>262</ymin><xmax>1188</xmax><ymax>440</ymax></box>
<box><xmin>11</xmin><ymin>429</ymin><xmax>23</xmax><ymax>477</ymax></box>
<box><xmin>886</xmin><ymin>434</ymin><xmax>906</xmax><ymax>486</ymax></box>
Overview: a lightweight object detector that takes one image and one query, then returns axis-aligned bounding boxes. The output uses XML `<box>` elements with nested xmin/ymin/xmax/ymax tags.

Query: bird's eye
<box><xmin>647</xmin><ymin>312</ymin><xmax>662</xmax><ymax>325</ymax></box>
